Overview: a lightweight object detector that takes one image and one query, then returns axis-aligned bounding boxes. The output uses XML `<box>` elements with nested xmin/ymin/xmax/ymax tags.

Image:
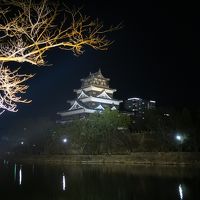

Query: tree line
<box><xmin>43</xmin><ymin>107</ymin><xmax>200</xmax><ymax>154</ymax></box>
<box><xmin>2</xmin><ymin>107</ymin><xmax>199</xmax><ymax>155</ymax></box>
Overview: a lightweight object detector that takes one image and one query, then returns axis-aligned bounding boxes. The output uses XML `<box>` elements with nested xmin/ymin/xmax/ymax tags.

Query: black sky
<box><xmin>1</xmin><ymin>0</ymin><xmax>200</xmax><ymax>132</ymax></box>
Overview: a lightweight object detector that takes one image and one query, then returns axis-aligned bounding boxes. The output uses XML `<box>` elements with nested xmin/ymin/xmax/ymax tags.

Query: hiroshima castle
<box><xmin>57</xmin><ymin>69</ymin><xmax>122</xmax><ymax>123</ymax></box>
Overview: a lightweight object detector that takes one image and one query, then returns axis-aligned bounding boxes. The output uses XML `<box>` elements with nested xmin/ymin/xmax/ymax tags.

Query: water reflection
<box><xmin>3</xmin><ymin>160</ymin><xmax>8</xmax><ymax>165</ymax></box>
<box><xmin>0</xmin><ymin>161</ymin><xmax>200</xmax><ymax>200</ymax></box>
<box><xmin>179</xmin><ymin>184</ymin><xmax>183</xmax><ymax>200</ymax></box>
<box><xmin>19</xmin><ymin>165</ymin><xmax>22</xmax><ymax>185</ymax></box>
<box><xmin>32</xmin><ymin>164</ymin><xmax>35</xmax><ymax>175</ymax></box>
<box><xmin>14</xmin><ymin>164</ymin><xmax>17</xmax><ymax>182</ymax></box>
<box><xmin>62</xmin><ymin>173</ymin><xmax>66</xmax><ymax>191</ymax></box>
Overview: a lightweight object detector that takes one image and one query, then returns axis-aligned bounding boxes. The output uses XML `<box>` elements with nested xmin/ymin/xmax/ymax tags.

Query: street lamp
<box><xmin>175</xmin><ymin>133</ymin><xmax>185</xmax><ymax>152</ymax></box>
<box><xmin>62</xmin><ymin>138</ymin><xmax>67</xmax><ymax>143</ymax></box>
<box><xmin>61</xmin><ymin>137</ymin><xmax>68</xmax><ymax>155</ymax></box>
<box><xmin>176</xmin><ymin>135</ymin><xmax>182</xmax><ymax>142</ymax></box>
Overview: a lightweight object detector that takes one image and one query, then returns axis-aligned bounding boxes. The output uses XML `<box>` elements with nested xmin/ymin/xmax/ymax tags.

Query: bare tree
<box><xmin>0</xmin><ymin>0</ymin><xmax>120</xmax><ymax>65</ymax></box>
<box><xmin>0</xmin><ymin>0</ymin><xmax>120</xmax><ymax>114</ymax></box>
<box><xmin>0</xmin><ymin>63</ymin><xmax>33</xmax><ymax>114</ymax></box>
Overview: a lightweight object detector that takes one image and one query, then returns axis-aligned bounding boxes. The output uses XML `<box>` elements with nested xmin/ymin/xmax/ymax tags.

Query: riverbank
<box><xmin>3</xmin><ymin>152</ymin><xmax>200</xmax><ymax>166</ymax></box>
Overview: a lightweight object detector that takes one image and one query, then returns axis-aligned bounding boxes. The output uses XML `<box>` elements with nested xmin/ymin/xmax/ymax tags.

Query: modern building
<box><xmin>57</xmin><ymin>69</ymin><xmax>122</xmax><ymax>123</ymax></box>
<box><xmin>123</xmin><ymin>97</ymin><xmax>156</xmax><ymax>117</ymax></box>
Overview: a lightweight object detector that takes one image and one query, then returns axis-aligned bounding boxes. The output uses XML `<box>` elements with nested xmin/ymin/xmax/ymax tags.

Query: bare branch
<box><xmin>0</xmin><ymin>63</ymin><xmax>34</xmax><ymax>115</ymax></box>
<box><xmin>0</xmin><ymin>0</ymin><xmax>121</xmax><ymax>65</ymax></box>
<box><xmin>0</xmin><ymin>0</ymin><xmax>121</xmax><ymax>115</ymax></box>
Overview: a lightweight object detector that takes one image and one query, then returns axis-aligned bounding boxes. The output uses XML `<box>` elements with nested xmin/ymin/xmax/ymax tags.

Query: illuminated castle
<box><xmin>57</xmin><ymin>69</ymin><xmax>122</xmax><ymax>123</ymax></box>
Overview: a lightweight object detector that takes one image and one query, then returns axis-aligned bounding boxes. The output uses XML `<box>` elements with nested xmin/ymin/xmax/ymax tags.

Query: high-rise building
<box><xmin>57</xmin><ymin>69</ymin><xmax>122</xmax><ymax>123</ymax></box>
<box><xmin>123</xmin><ymin>97</ymin><xmax>156</xmax><ymax>117</ymax></box>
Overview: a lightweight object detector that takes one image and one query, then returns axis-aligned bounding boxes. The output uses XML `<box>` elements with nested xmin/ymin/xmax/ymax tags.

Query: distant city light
<box><xmin>63</xmin><ymin>138</ymin><xmax>67</xmax><ymax>143</ymax></box>
<box><xmin>176</xmin><ymin>135</ymin><xmax>182</xmax><ymax>141</ymax></box>
<box><xmin>175</xmin><ymin>133</ymin><xmax>186</xmax><ymax>152</ymax></box>
<box><xmin>175</xmin><ymin>134</ymin><xmax>186</xmax><ymax>143</ymax></box>
<box><xmin>20</xmin><ymin>141</ymin><xmax>24</xmax><ymax>145</ymax></box>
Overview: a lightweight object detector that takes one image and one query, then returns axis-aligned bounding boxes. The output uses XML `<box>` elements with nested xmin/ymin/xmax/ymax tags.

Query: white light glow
<box><xmin>19</xmin><ymin>166</ymin><xmax>22</xmax><ymax>185</ymax></box>
<box><xmin>21</xmin><ymin>141</ymin><xmax>24</xmax><ymax>145</ymax></box>
<box><xmin>63</xmin><ymin>138</ymin><xmax>67</xmax><ymax>143</ymax></box>
<box><xmin>176</xmin><ymin>135</ymin><xmax>182</xmax><ymax>141</ymax></box>
<box><xmin>62</xmin><ymin>174</ymin><xmax>66</xmax><ymax>191</ymax></box>
<box><xmin>179</xmin><ymin>184</ymin><xmax>183</xmax><ymax>199</ymax></box>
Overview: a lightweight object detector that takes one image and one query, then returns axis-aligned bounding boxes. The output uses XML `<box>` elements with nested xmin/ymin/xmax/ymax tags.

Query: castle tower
<box><xmin>57</xmin><ymin>69</ymin><xmax>122</xmax><ymax>123</ymax></box>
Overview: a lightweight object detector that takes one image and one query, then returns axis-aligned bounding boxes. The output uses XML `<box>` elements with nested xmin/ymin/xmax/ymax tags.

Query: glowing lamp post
<box><xmin>62</xmin><ymin>138</ymin><xmax>68</xmax><ymax>143</ymax></box>
<box><xmin>175</xmin><ymin>134</ymin><xmax>184</xmax><ymax>152</ymax></box>
<box><xmin>62</xmin><ymin>138</ymin><xmax>68</xmax><ymax>154</ymax></box>
<box><xmin>176</xmin><ymin>135</ymin><xmax>182</xmax><ymax>141</ymax></box>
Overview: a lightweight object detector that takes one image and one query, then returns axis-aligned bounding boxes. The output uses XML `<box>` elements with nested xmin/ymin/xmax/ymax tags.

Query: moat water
<box><xmin>0</xmin><ymin>160</ymin><xmax>199</xmax><ymax>200</ymax></box>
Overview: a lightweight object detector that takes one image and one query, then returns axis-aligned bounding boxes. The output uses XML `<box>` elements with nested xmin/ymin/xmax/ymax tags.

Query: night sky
<box><xmin>0</xmin><ymin>0</ymin><xmax>200</xmax><ymax>133</ymax></box>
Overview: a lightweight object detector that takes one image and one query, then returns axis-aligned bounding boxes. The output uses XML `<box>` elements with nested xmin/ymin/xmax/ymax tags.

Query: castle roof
<box><xmin>81</xmin><ymin>69</ymin><xmax>110</xmax><ymax>82</ymax></box>
<box><xmin>57</xmin><ymin>69</ymin><xmax>122</xmax><ymax>122</ymax></box>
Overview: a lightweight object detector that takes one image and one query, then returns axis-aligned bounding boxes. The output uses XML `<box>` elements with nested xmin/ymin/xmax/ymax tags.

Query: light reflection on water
<box><xmin>19</xmin><ymin>165</ymin><xmax>22</xmax><ymax>185</ymax></box>
<box><xmin>62</xmin><ymin>173</ymin><xmax>66</xmax><ymax>191</ymax></box>
<box><xmin>14</xmin><ymin>164</ymin><xmax>16</xmax><ymax>182</ymax></box>
<box><xmin>179</xmin><ymin>184</ymin><xmax>183</xmax><ymax>200</ymax></box>
<box><xmin>0</xmin><ymin>160</ymin><xmax>200</xmax><ymax>200</ymax></box>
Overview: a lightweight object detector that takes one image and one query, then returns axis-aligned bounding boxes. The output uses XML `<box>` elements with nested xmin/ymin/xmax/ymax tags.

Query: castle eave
<box><xmin>74</xmin><ymin>86</ymin><xmax>116</xmax><ymax>94</ymax></box>
<box><xmin>58</xmin><ymin>108</ymin><xmax>97</xmax><ymax>116</ymax></box>
<box><xmin>81</xmin><ymin>96</ymin><xmax>122</xmax><ymax>105</ymax></box>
